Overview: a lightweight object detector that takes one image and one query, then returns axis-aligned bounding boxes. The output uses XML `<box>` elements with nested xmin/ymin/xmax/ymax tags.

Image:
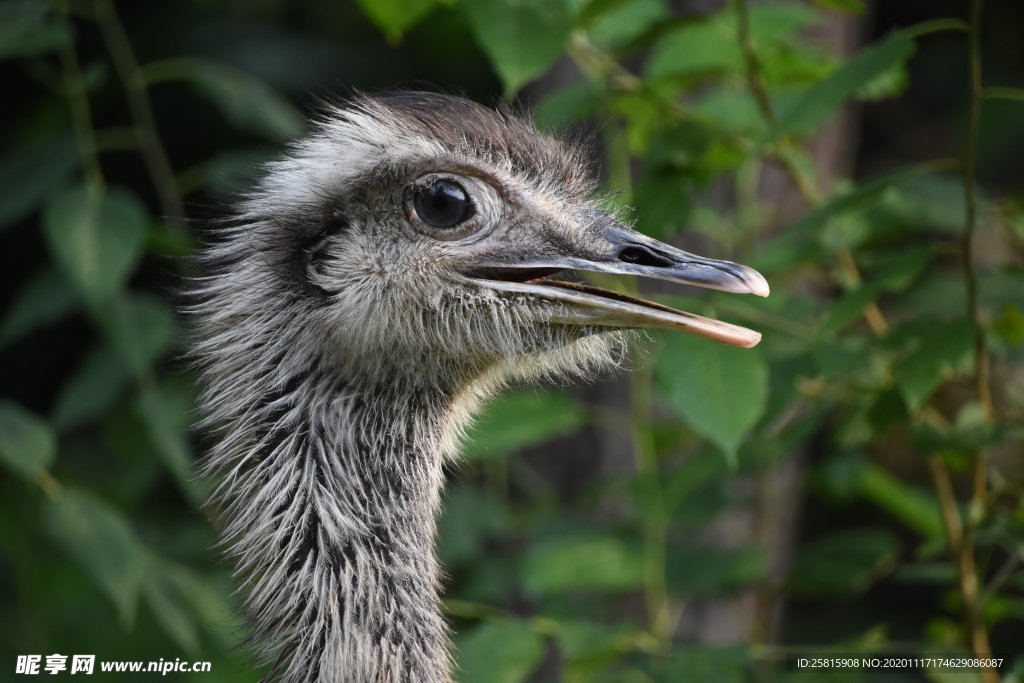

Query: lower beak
<box><xmin>463</xmin><ymin>220</ymin><xmax>769</xmax><ymax>348</ymax></box>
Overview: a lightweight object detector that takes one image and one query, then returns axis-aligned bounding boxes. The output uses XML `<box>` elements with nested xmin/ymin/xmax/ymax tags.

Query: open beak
<box><xmin>461</xmin><ymin>214</ymin><xmax>769</xmax><ymax>348</ymax></box>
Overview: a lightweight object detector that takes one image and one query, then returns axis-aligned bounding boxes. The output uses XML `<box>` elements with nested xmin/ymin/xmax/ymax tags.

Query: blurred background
<box><xmin>1</xmin><ymin>0</ymin><xmax>1022</xmax><ymax>681</ymax></box>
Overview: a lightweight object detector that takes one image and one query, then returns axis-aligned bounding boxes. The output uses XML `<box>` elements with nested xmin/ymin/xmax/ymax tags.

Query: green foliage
<box><xmin>143</xmin><ymin>59</ymin><xmax>306</xmax><ymax>142</ymax></box>
<box><xmin>456</xmin><ymin>619</ymin><xmax>546</xmax><ymax>683</ymax></box>
<box><xmin>657</xmin><ymin>333</ymin><xmax>768</xmax><ymax>463</ymax></box>
<box><xmin>666</xmin><ymin>543</ymin><xmax>764</xmax><ymax>596</ymax></box>
<box><xmin>779</xmin><ymin>32</ymin><xmax>916</xmax><ymax>135</ymax></box>
<box><xmin>789</xmin><ymin>528</ymin><xmax>900</xmax><ymax>596</ymax></box>
<box><xmin>0</xmin><ymin>136</ymin><xmax>77</xmax><ymax>230</ymax></box>
<box><xmin>51</xmin><ymin>343</ymin><xmax>129</xmax><ymax>431</ymax></box>
<box><xmin>0</xmin><ymin>400</ymin><xmax>56</xmax><ymax>482</ymax></box>
<box><xmin>462</xmin><ymin>0</ymin><xmax>576</xmax><ymax>95</ymax></box>
<box><xmin>646</xmin><ymin>3</ymin><xmax>817</xmax><ymax>81</ymax></box>
<box><xmin>524</xmin><ymin>536</ymin><xmax>644</xmax><ymax>595</ymax></box>
<box><xmin>0</xmin><ymin>1</ymin><xmax>72</xmax><ymax>60</ymax></box>
<box><xmin>465</xmin><ymin>390</ymin><xmax>585</xmax><ymax>459</ymax></box>
<box><xmin>0</xmin><ymin>267</ymin><xmax>77</xmax><ymax>347</ymax></box>
<box><xmin>2</xmin><ymin>0</ymin><xmax>1022</xmax><ymax>681</ymax></box>
<box><xmin>43</xmin><ymin>185</ymin><xmax>146</xmax><ymax>306</ymax></box>
<box><xmin>45</xmin><ymin>488</ymin><xmax>148</xmax><ymax>624</ymax></box>
<box><xmin>357</xmin><ymin>0</ymin><xmax>446</xmax><ymax>41</ymax></box>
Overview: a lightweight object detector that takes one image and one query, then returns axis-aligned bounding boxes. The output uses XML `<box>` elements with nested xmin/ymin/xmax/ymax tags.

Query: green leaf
<box><xmin>645</xmin><ymin>17</ymin><xmax>743</xmax><ymax>79</ymax></box>
<box><xmin>191</xmin><ymin>62</ymin><xmax>305</xmax><ymax>141</ymax></box>
<box><xmin>656</xmin><ymin>333</ymin><xmax>768</xmax><ymax>464</ymax></box>
<box><xmin>858</xmin><ymin>462</ymin><xmax>944</xmax><ymax>539</ymax></box>
<box><xmin>856</xmin><ymin>60</ymin><xmax>909</xmax><ymax>101</ymax></box>
<box><xmin>892</xmin><ymin>319</ymin><xmax>975</xmax><ymax>412</ymax></box>
<box><xmin>885</xmin><ymin>173</ymin><xmax>972</xmax><ymax>235</ymax></box>
<box><xmin>144</xmin><ymin>59</ymin><xmax>304</xmax><ymax>141</ymax></box>
<box><xmin>534</xmin><ymin>80</ymin><xmax>601</xmax><ymax>133</ymax></box>
<box><xmin>666</xmin><ymin>645</ymin><xmax>750</xmax><ymax>683</ymax></box>
<box><xmin>583</xmin><ymin>0</ymin><xmax>667</xmax><ymax>49</ymax></box>
<box><xmin>632</xmin><ymin>168</ymin><xmax>692</xmax><ymax>239</ymax></box>
<box><xmin>356</xmin><ymin>0</ymin><xmax>443</xmax><ymax>41</ymax></box>
<box><xmin>45</xmin><ymin>488</ymin><xmax>147</xmax><ymax>624</ymax></box>
<box><xmin>0</xmin><ymin>399</ymin><xmax>56</xmax><ymax>482</ymax></box>
<box><xmin>612</xmin><ymin>90</ymin><xmax>664</xmax><ymax>154</ymax></box>
<box><xmin>136</xmin><ymin>382</ymin><xmax>201</xmax><ymax>503</ymax></box>
<box><xmin>438</xmin><ymin>484</ymin><xmax>508</xmax><ymax>566</ymax></box>
<box><xmin>462</xmin><ymin>0</ymin><xmax>575</xmax><ymax>95</ymax></box>
<box><xmin>456</xmin><ymin>619</ymin><xmax>545</xmax><ymax>683</ymax></box>
<box><xmin>523</xmin><ymin>536</ymin><xmax>643</xmax><ymax>595</ymax></box>
<box><xmin>666</xmin><ymin>542</ymin><xmax>764</xmax><ymax>596</ymax></box>
<box><xmin>0</xmin><ymin>1</ymin><xmax>72</xmax><ymax>60</ymax></box>
<box><xmin>93</xmin><ymin>291</ymin><xmax>177</xmax><ymax>376</ymax></box>
<box><xmin>163</xmin><ymin>564</ymin><xmax>247</xmax><ymax>650</ymax></box>
<box><xmin>43</xmin><ymin>185</ymin><xmax>146</xmax><ymax>305</ymax></box>
<box><xmin>779</xmin><ymin>32</ymin><xmax>916</xmax><ymax>135</ymax></box>
<box><xmin>645</xmin><ymin>3</ymin><xmax>817</xmax><ymax>80</ymax></box>
<box><xmin>761</xmin><ymin>43</ymin><xmax>836</xmax><ymax>88</ymax></box>
<box><xmin>893</xmin><ymin>562</ymin><xmax>955</xmax><ymax>585</ymax></box>
<box><xmin>0</xmin><ymin>136</ymin><xmax>77</xmax><ymax>230</ymax></box>
<box><xmin>671</xmin><ymin>485</ymin><xmax>728</xmax><ymax>528</ymax></box>
<box><xmin>992</xmin><ymin>304</ymin><xmax>1024</xmax><ymax>345</ymax></box>
<box><xmin>142</xmin><ymin>560</ymin><xmax>200</xmax><ymax>655</ymax></box>
<box><xmin>193</xmin><ymin>146</ymin><xmax>278</xmax><ymax>196</ymax></box>
<box><xmin>51</xmin><ymin>344</ymin><xmax>130</xmax><ymax>432</ymax></box>
<box><xmin>465</xmin><ymin>390</ymin><xmax>584</xmax><ymax>459</ymax></box>
<box><xmin>784</xmin><ymin>162</ymin><xmax>953</xmax><ymax>245</ymax></box>
<box><xmin>789</xmin><ymin>528</ymin><xmax>900</xmax><ymax>596</ymax></box>
<box><xmin>554</xmin><ymin>620</ymin><xmax>638</xmax><ymax>663</ymax></box>
<box><xmin>691</xmin><ymin>87</ymin><xmax>769</xmax><ymax>138</ymax></box>
<box><xmin>664</xmin><ymin>451</ymin><xmax>728</xmax><ymax>510</ymax></box>
<box><xmin>0</xmin><ymin>266</ymin><xmax>77</xmax><ymax>348</ymax></box>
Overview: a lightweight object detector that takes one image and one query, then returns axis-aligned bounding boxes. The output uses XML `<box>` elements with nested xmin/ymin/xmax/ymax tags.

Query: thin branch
<box><xmin>982</xmin><ymin>86</ymin><xmax>1024</xmax><ymax>103</ymax></box>
<box><xmin>38</xmin><ymin>470</ymin><xmax>63</xmax><ymax>500</ymax></box>
<box><xmin>956</xmin><ymin>3</ymin><xmax>997</xmax><ymax>677</ymax></box>
<box><xmin>980</xmin><ymin>546</ymin><xmax>1022</xmax><ymax>605</ymax></box>
<box><xmin>734</xmin><ymin>0</ymin><xmax>777</xmax><ymax>129</ymax></box>
<box><xmin>58</xmin><ymin>10</ymin><xmax>103</xmax><ymax>192</ymax></box>
<box><xmin>928</xmin><ymin>457</ymin><xmax>963</xmax><ymax>553</ymax></box>
<box><xmin>630</xmin><ymin>360</ymin><xmax>672</xmax><ymax>648</ymax></box>
<box><xmin>92</xmin><ymin>0</ymin><xmax>185</xmax><ymax>235</ymax></box>
<box><xmin>962</xmin><ymin>0</ymin><xmax>995</xmax><ymax>426</ymax></box>
<box><xmin>901</xmin><ymin>18</ymin><xmax>969</xmax><ymax>38</ymax></box>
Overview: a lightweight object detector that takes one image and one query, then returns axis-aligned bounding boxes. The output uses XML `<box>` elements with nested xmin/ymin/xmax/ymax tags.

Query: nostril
<box><xmin>618</xmin><ymin>245</ymin><xmax>674</xmax><ymax>268</ymax></box>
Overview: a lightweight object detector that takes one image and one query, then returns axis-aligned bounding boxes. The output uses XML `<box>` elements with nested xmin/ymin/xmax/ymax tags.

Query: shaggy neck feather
<box><xmin>210</xmin><ymin>366</ymin><xmax>457</xmax><ymax>683</ymax></box>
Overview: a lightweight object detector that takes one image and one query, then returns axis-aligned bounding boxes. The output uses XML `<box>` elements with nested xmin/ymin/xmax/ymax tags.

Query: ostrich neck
<box><xmin>222</xmin><ymin>374</ymin><xmax>455</xmax><ymax>683</ymax></box>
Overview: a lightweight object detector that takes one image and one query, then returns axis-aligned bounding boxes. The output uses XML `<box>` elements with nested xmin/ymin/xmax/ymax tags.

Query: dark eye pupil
<box><xmin>414</xmin><ymin>180</ymin><xmax>471</xmax><ymax>229</ymax></box>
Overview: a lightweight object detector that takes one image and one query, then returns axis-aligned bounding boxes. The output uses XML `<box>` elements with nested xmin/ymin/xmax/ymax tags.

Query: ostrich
<box><xmin>191</xmin><ymin>91</ymin><xmax>768</xmax><ymax>682</ymax></box>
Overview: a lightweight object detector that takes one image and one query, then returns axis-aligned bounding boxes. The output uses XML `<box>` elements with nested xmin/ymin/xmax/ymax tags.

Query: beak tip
<box><xmin>744</xmin><ymin>269</ymin><xmax>770</xmax><ymax>298</ymax></box>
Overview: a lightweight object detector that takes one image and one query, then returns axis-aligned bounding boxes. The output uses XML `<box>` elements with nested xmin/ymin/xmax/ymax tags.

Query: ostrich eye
<box><xmin>414</xmin><ymin>180</ymin><xmax>473</xmax><ymax>229</ymax></box>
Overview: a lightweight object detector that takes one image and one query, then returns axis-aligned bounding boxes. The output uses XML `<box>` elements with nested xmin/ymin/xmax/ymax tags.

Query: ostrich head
<box><xmin>193</xmin><ymin>92</ymin><xmax>767</xmax><ymax>682</ymax></box>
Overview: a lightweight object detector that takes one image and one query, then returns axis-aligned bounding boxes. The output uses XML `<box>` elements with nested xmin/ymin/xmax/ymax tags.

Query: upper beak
<box><xmin>460</xmin><ymin>213</ymin><xmax>769</xmax><ymax>348</ymax></box>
